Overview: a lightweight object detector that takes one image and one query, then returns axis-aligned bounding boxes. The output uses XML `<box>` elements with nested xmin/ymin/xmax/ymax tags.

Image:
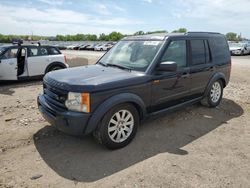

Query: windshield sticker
<box><xmin>143</xmin><ymin>41</ymin><xmax>160</xmax><ymax>46</ymax></box>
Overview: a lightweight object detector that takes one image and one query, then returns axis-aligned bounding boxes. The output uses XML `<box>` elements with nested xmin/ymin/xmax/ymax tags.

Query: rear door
<box><xmin>189</xmin><ymin>39</ymin><xmax>214</xmax><ymax>97</ymax></box>
<box><xmin>0</xmin><ymin>47</ymin><xmax>18</xmax><ymax>80</ymax></box>
<box><xmin>27</xmin><ymin>46</ymin><xmax>50</xmax><ymax>76</ymax></box>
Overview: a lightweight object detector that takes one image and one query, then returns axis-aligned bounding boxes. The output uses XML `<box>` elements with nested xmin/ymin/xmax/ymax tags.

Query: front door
<box><xmin>151</xmin><ymin>40</ymin><xmax>191</xmax><ymax>112</ymax></box>
<box><xmin>0</xmin><ymin>47</ymin><xmax>18</xmax><ymax>80</ymax></box>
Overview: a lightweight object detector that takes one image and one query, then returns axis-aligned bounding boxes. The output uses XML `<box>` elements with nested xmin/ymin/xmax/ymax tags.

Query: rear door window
<box><xmin>38</xmin><ymin>47</ymin><xmax>49</xmax><ymax>56</ymax></box>
<box><xmin>28</xmin><ymin>47</ymin><xmax>38</xmax><ymax>57</ymax></box>
<box><xmin>190</xmin><ymin>40</ymin><xmax>206</xmax><ymax>65</ymax></box>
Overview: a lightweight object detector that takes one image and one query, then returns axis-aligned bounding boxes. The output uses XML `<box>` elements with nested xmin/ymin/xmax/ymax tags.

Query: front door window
<box><xmin>160</xmin><ymin>40</ymin><xmax>187</xmax><ymax>68</ymax></box>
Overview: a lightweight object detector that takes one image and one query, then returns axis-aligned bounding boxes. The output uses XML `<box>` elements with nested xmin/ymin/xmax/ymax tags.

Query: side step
<box><xmin>149</xmin><ymin>97</ymin><xmax>203</xmax><ymax>117</ymax></box>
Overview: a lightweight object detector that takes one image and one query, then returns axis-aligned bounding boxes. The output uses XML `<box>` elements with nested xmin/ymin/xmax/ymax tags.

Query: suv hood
<box><xmin>44</xmin><ymin>64</ymin><xmax>147</xmax><ymax>92</ymax></box>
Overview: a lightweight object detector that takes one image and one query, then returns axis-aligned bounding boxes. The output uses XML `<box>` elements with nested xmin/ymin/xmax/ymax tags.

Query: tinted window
<box><xmin>190</xmin><ymin>40</ymin><xmax>206</xmax><ymax>65</ymax></box>
<box><xmin>29</xmin><ymin>47</ymin><xmax>38</xmax><ymax>57</ymax></box>
<box><xmin>204</xmin><ymin>40</ymin><xmax>211</xmax><ymax>63</ymax></box>
<box><xmin>2</xmin><ymin>48</ymin><xmax>18</xmax><ymax>59</ymax></box>
<box><xmin>209</xmin><ymin>36</ymin><xmax>230</xmax><ymax>63</ymax></box>
<box><xmin>161</xmin><ymin>40</ymin><xmax>187</xmax><ymax>68</ymax></box>
<box><xmin>38</xmin><ymin>47</ymin><xmax>48</xmax><ymax>56</ymax></box>
<box><xmin>48</xmin><ymin>47</ymin><xmax>60</xmax><ymax>55</ymax></box>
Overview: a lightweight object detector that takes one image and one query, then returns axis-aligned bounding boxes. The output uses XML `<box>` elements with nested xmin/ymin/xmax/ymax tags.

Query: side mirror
<box><xmin>157</xmin><ymin>61</ymin><xmax>177</xmax><ymax>72</ymax></box>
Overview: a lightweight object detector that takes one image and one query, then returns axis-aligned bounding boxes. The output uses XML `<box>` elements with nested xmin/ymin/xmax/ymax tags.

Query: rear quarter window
<box><xmin>48</xmin><ymin>47</ymin><xmax>61</xmax><ymax>55</ymax></box>
<box><xmin>209</xmin><ymin>36</ymin><xmax>230</xmax><ymax>63</ymax></box>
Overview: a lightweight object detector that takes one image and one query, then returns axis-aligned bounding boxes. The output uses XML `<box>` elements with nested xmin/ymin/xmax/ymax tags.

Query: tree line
<box><xmin>0</xmin><ymin>28</ymin><xmax>247</xmax><ymax>43</ymax></box>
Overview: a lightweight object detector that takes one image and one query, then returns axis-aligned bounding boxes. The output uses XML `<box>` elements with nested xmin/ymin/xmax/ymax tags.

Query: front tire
<box><xmin>93</xmin><ymin>103</ymin><xmax>139</xmax><ymax>150</ymax></box>
<box><xmin>201</xmin><ymin>80</ymin><xmax>223</xmax><ymax>107</ymax></box>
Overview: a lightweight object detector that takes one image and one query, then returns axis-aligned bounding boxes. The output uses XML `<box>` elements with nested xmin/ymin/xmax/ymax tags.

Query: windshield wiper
<box><xmin>106</xmin><ymin>63</ymin><xmax>131</xmax><ymax>71</ymax></box>
<box><xmin>98</xmin><ymin>61</ymin><xmax>107</xmax><ymax>67</ymax></box>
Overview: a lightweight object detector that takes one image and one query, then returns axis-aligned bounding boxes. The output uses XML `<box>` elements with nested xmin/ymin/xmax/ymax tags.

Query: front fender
<box><xmin>84</xmin><ymin>93</ymin><xmax>146</xmax><ymax>134</ymax></box>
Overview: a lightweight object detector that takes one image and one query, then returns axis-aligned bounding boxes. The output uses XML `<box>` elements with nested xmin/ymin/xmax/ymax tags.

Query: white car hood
<box><xmin>230</xmin><ymin>47</ymin><xmax>242</xmax><ymax>51</ymax></box>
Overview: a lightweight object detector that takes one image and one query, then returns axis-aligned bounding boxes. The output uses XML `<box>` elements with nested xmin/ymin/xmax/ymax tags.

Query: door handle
<box><xmin>209</xmin><ymin>66</ymin><xmax>214</xmax><ymax>71</ymax></box>
<box><xmin>181</xmin><ymin>72</ymin><xmax>190</xmax><ymax>78</ymax></box>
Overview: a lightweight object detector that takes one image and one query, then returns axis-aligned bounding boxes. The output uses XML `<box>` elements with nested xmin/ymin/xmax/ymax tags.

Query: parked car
<box><xmin>94</xmin><ymin>43</ymin><xmax>113</xmax><ymax>51</ymax></box>
<box><xmin>229</xmin><ymin>42</ymin><xmax>250</xmax><ymax>55</ymax></box>
<box><xmin>73</xmin><ymin>44</ymin><xmax>85</xmax><ymax>50</ymax></box>
<box><xmin>78</xmin><ymin>44</ymin><xmax>90</xmax><ymax>50</ymax></box>
<box><xmin>66</xmin><ymin>45</ymin><xmax>77</xmax><ymax>50</ymax></box>
<box><xmin>0</xmin><ymin>45</ymin><xmax>68</xmax><ymax>80</ymax></box>
<box><xmin>86</xmin><ymin>43</ymin><xmax>100</xmax><ymax>51</ymax></box>
<box><xmin>93</xmin><ymin>44</ymin><xmax>104</xmax><ymax>51</ymax></box>
<box><xmin>53</xmin><ymin>45</ymin><xmax>67</xmax><ymax>50</ymax></box>
<box><xmin>11</xmin><ymin>38</ymin><xmax>23</xmax><ymax>45</ymax></box>
<box><xmin>38</xmin><ymin>32</ymin><xmax>231</xmax><ymax>149</ymax></box>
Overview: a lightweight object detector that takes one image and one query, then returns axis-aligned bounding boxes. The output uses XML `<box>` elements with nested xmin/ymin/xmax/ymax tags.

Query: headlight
<box><xmin>65</xmin><ymin>92</ymin><xmax>90</xmax><ymax>113</ymax></box>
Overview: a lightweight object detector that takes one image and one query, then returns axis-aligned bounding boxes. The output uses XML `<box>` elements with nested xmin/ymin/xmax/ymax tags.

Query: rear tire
<box><xmin>93</xmin><ymin>103</ymin><xmax>139</xmax><ymax>150</ymax></box>
<box><xmin>201</xmin><ymin>80</ymin><xmax>223</xmax><ymax>107</ymax></box>
<box><xmin>47</xmin><ymin>65</ymin><xmax>63</xmax><ymax>73</ymax></box>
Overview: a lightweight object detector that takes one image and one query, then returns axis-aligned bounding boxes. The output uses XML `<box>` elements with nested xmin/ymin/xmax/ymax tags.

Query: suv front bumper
<box><xmin>37</xmin><ymin>95</ymin><xmax>91</xmax><ymax>136</ymax></box>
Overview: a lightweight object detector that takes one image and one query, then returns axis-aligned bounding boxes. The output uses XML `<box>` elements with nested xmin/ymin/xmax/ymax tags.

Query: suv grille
<box><xmin>43</xmin><ymin>82</ymin><xmax>68</xmax><ymax>110</ymax></box>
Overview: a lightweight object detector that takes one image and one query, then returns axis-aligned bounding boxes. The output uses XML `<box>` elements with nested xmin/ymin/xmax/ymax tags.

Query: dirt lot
<box><xmin>0</xmin><ymin>52</ymin><xmax>250</xmax><ymax>188</ymax></box>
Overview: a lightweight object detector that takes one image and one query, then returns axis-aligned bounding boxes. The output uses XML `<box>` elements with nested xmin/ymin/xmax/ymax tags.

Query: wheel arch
<box><xmin>84</xmin><ymin>93</ymin><xmax>147</xmax><ymax>134</ymax></box>
<box><xmin>45</xmin><ymin>61</ymin><xmax>67</xmax><ymax>74</ymax></box>
<box><xmin>204</xmin><ymin>72</ymin><xmax>226</xmax><ymax>98</ymax></box>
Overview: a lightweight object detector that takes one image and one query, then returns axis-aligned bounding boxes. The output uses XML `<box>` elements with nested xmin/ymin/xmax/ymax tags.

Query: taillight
<box><xmin>64</xmin><ymin>55</ymin><xmax>67</xmax><ymax>64</ymax></box>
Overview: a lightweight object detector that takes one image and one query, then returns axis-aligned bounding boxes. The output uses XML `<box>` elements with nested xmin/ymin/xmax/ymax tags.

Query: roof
<box><xmin>122</xmin><ymin>32</ymin><xmax>223</xmax><ymax>41</ymax></box>
<box><xmin>0</xmin><ymin>44</ymin><xmax>56</xmax><ymax>48</ymax></box>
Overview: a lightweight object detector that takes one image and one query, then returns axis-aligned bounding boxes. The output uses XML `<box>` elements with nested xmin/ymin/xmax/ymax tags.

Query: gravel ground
<box><xmin>0</xmin><ymin>52</ymin><xmax>250</xmax><ymax>188</ymax></box>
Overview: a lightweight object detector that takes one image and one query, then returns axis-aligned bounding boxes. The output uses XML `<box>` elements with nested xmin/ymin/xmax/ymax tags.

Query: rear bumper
<box><xmin>37</xmin><ymin>95</ymin><xmax>91</xmax><ymax>136</ymax></box>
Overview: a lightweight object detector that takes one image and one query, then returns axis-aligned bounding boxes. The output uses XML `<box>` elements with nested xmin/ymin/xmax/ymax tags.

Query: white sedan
<box><xmin>94</xmin><ymin>44</ymin><xmax>113</xmax><ymax>51</ymax></box>
<box><xmin>0</xmin><ymin>45</ymin><xmax>68</xmax><ymax>80</ymax></box>
<box><xmin>229</xmin><ymin>43</ymin><xmax>250</xmax><ymax>55</ymax></box>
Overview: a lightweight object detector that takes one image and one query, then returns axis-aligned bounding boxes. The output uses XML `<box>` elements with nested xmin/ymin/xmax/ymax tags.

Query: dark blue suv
<box><xmin>38</xmin><ymin>32</ymin><xmax>231</xmax><ymax>149</ymax></box>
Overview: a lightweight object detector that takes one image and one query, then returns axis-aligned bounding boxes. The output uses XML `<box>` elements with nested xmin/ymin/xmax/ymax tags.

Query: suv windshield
<box><xmin>0</xmin><ymin>47</ymin><xmax>6</xmax><ymax>56</ymax></box>
<box><xmin>99</xmin><ymin>40</ymin><xmax>163</xmax><ymax>72</ymax></box>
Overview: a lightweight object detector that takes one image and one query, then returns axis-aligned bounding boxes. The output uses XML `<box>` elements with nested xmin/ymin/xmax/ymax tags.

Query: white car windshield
<box><xmin>229</xmin><ymin>43</ymin><xmax>245</xmax><ymax>48</ymax></box>
<box><xmin>98</xmin><ymin>40</ymin><xmax>163</xmax><ymax>72</ymax></box>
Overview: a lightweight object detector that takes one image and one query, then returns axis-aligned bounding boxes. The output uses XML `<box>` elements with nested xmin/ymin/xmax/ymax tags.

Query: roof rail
<box><xmin>186</xmin><ymin>32</ymin><xmax>221</xmax><ymax>35</ymax></box>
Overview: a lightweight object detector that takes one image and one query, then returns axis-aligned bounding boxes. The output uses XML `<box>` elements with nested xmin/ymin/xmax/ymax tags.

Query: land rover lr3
<box><xmin>38</xmin><ymin>32</ymin><xmax>231</xmax><ymax>149</ymax></box>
